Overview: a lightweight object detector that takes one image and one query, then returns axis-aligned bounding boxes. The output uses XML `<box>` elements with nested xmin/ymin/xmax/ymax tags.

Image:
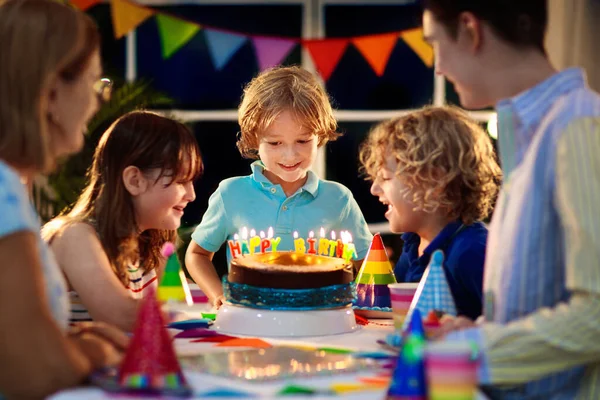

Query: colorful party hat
<box><xmin>115</xmin><ymin>286</ymin><xmax>191</xmax><ymax>396</ymax></box>
<box><xmin>405</xmin><ymin>308</ymin><xmax>425</xmax><ymax>340</ymax></box>
<box><xmin>402</xmin><ymin>250</ymin><xmax>456</xmax><ymax>331</ymax></box>
<box><xmin>354</xmin><ymin>233</ymin><xmax>397</xmax><ymax>310</ymax></box>
<box><xmin>157</xmin><ymin>242</ymin><xmax>193</xmax><ymax>306</ymax></box>
<box><xmin>386</xmin><ymin>329</ymin><xmax>427</xmax><ymax>399</ymax></box>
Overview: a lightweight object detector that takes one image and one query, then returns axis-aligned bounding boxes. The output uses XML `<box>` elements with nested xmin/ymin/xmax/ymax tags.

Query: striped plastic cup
<box><xmin>388</xmin><ymin>282</ymin><xmax>419</xmax><ymax>330</ymax></box>
<box><xmin>425</xmin><ymin>341</ymin><xmax>478</xmax><ymax>400</ymax></box>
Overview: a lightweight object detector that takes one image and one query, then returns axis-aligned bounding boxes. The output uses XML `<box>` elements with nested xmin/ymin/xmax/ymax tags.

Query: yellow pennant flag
<box><xmin>400</xmin><ymin>28</ymin><xmax>434</xmax><ymax>68</ymax></box>
<box><xmin>110</xmin><ymin>0</ymin><xmax>155</xmax><ymax>39</ymax></box>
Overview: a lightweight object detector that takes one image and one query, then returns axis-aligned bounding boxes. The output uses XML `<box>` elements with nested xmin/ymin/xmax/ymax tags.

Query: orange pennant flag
<box><xmin>352</xmin><ymin>33</ymin><xmax>398</xmax><ymax>77</ymax></box>
<box><xmin>110</xmin><ymin>0</ymin><xmax>155</xmax><ymax>39</ymax></box>
<box><xmin>70</xmin><ymin>0</ymin><xmax>101</xmax><ymax>11</ymax></box>
<box><xmin>304</xmin><ymin>38</ymin><xmax>349</xmax><ymax>81</ymax></box>
<box><xmin>400</xmin><ymin>28</ymin><xmax>434</xmax><ymax>67</ymax></box>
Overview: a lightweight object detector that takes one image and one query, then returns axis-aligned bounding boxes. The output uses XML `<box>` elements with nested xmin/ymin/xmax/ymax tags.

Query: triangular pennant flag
<box><xmin>303</xmin><ymin>38</ymin><xmax>349</xmax><ymax>81</ymax></box>
<box><xmin>400</xmin><ymin>28</ymin><xmax>434</xmax><ymax>67</ymax></box>
<box><xmin>110</xmin><ymin>0</ymin><xmax>155</xmax><ymax>39</ymax></box>
<box><xmin>403</xmin><ymin>250</ymin><xmax>457</xmax><ymax>331</ymax></box>
<box><xmin>155</xmin><ymin>14</ymin><xmax>200</xmax><ymax>59</ymax></box>
<box><xmin>204</xmin><ymin>29</ymin><xmax>248</xmax><ymax>70</ymax></box>
<box><xmin>70</xmin><ymin>0</ymin><xmax>101</xmax><ymax>11</ymax></box>
<box><xmin>353</xmin><ymin>233</ymin><xmax>397</xmax><ymax>309</ymax></box>
<box><xmin>251</xmin><ymin>36</ymin><xmax>297</xmax><ymax>71</ymax></box>
<box><xmin>115</xmin><ymin>286</ymin><xmax>192</xmax><ymax>396</ymax></box>
<box><xmin>157</xmin><ymin>243</ymin><xmax>193</xmax><ymax>306</ymax></box>
<box><xmin>352</xmin><ymin>33</ymin><xmax>398</xmax><ymax>77</ymax></box>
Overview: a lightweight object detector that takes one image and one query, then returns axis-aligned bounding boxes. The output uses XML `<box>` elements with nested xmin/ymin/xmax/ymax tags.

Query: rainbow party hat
<box><xmin>353</xmin><ymin>233</ymin><xmax>397</xmax><ymax>311</ymax></box>
<box><xmin>157</xmin><ymin>242</ymin><xmax>193</xmax><ymax>306</ymax></box>
<box><xmin>101</xmin><ymin>286</ymin><xmax>192</xmax><ymax>396</ymax></box>
<box><xmin>402</xmin><ymin>250</ymin><xmax>457</xmax><ymax>331</ymax></box>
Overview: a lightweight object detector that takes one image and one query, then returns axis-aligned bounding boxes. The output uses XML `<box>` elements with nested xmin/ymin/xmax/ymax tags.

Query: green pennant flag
<box><xmin>155</xmin><ymin>14</ymin><xmax>200</xmax><ymax>59</ymax></box>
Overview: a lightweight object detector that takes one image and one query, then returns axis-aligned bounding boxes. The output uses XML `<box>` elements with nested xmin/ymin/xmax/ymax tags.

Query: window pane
<box><xmin>324</xmin><ymin>4</ymin><xmax>433</xmax><ymax>110</ymax></box>
<box><xmin>88</xmin><ymin>4</ymin><xmax>126</xmax><ymax>79</ymax></box>
<box><xmin>136</xmin><ymin>5</ymin><xmax>303</xmax><ymax>109</ymax></box>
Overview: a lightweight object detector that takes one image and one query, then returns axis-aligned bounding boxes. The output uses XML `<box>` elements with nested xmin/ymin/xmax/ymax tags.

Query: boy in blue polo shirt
<box><xmin>186</xmin><ymin>66</ymin><xmax>372</xmax><ymax>307</ymax></box>
<box><xmin>359</xmin><ymin>106</ymin><xmax>501</xmax><ymax>320</ymax></box>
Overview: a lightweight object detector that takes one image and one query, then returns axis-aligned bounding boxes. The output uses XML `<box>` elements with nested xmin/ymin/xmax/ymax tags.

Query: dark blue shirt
<box><xmin>394</xmin><ymin>221</ymin><xmax>487</xmax><ymax>320</ymax></box>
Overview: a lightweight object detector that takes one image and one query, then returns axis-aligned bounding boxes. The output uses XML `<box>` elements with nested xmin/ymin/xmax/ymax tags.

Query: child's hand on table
<box><xmin>431</xmin><ymin>315</ymin><xmax>476</xmax><ymax>340</ymax></box>
<box><xmin>69</xmin><ymin>322</ymin><xmax>129</xmax><ymax>369</ymax></box>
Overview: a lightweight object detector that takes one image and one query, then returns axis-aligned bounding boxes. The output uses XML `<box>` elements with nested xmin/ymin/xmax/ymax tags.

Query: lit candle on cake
<box><xmin>336</xmin><ymin>231</ymin><xmax>344</xmax><ymax>258</ymax></box>
<box><xmin>307</xmin><ymin>231</ymin><xmax>317</xmax><ymax>254</ymax></box>
<box><xmin>249</xmin><ymin>229</ymin><xmax>261</xmax><ymax>254</ymax></box>
<box><xmin>259</xmin><ymin>230</ymin><xmax>271</xmax><ymax>253</ymax></box>
<box><xmin>341</xmin><ymin>231</ymin><xmax>357</xmax><ymax>262</ymax></box>
<box><xmin>268</xmin><ymin>227</ymin><xmax>281</xmax><ymax>252</ymax></box>
<box><xmin>318</xmin><ymin>227</ymin><xmax>330</xmax><ymax>256</ymax></box>
<box><xmin>240</xmin><ymin>227</ymin><xmax>250</xmax><ymax>255</ymax></box>
<box><xmin>328</xmin><ymin>231</ymin><xmax>338</xmax><ymax>257</ymax></box>
<box><xmin>293</xmin><ymin>231</ymin><xmax>306</xmax><ymax>253</ymax></box>
<box><xmin>228</xmin><ymin>233</ymin><xmax>242</xmax><ymax>258</ymax></box>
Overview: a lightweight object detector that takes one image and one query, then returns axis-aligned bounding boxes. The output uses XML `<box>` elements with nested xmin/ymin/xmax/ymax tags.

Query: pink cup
<box><xmin>388</xmin><ymin>282</ymin><xmax>419</xmax><ymax>329</ymax></box>
<box><xmin>425</xmin><ymin>341</ymin><xmax>479</xmax><ymax>400</ymax></box>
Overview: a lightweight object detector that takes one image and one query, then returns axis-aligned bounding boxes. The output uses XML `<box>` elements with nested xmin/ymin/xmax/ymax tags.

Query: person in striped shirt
<box><xmin>43</xmin><ymin>111</ymin><xmax>203</xmax><ymax>332</ymax></box>
<box><xmin>422</xmin><ymin>0</ymin><xmax>600</xmax><ymax>398</ymax></box>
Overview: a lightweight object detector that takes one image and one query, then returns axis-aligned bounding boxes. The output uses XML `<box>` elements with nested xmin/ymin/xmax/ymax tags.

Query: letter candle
<box><xmin>328</xmin><ymin>231</ymin><xmax>338</xmax><ymax>257</ymax></box>
<box><xmin>259</xmin><ymin>230</ymin><xmax>271</xmax><ymax>253</ymax></box>
<box><xmin>240</xmin><ymin>227</ymin><xmax>250</xmax><ymax>255</ymax></box>
<box><xmin>269</xmin><ymin>227</ymin><xmax>281</xmax><ymax>251</ymax></box>
<box><xmin>228</xmin><ymin>233</ymin><xmax>242</xmax><ymax>258</ymax></box>
<box><xmin>307</xmin><ymin>231</ymin><xmax>317</xmax><ymax>254</ymax></box>
<box><xmin>293</xmin><ymin>231</ymin><xmax>306</xmax><ymax>253</ymax></box>
<box><xmin>318</xmin><ymin>227</ymin><xmax>330</xmax><ymax>256</ymax></box>
<box><xmin>249</xmin><ymin>229</ymin><xmax>261</xmax><ymax>254</ymax></box>
<box><xmin>341</xmin><ymin>231</ymin><xmax>357</xmax><ymax>262</ymax></box>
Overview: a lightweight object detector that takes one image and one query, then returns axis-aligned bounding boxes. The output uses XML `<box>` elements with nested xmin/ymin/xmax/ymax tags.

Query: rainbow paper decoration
<box><xmin>116</xmin><ymin>286</ymin><xmax>191</xmax><ymax>396</ymax></box>
<box><xmin>157</xmin><ymin>242</ymin><xmax>193</xmax><ymax>306</ymax></box>
<box><xmin>402</xmin><ymin>250</ymin><xmax>457</xmax><ymax>331</ymax></box>
<box><xmin>386</xmin><ymin>316</ymin><xmax>427</xmax><ymax>400</ymax></box>
<box><xmin>353</xmin><ymin>233</ymin><xmax>397</xmax><ymax>310</ymax></box>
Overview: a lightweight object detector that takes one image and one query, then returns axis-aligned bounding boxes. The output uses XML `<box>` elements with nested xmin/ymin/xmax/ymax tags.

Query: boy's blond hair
<box><xmin>237</xmin><ymin>66</ymin><xmax>339</xmax><ymax>159</ymax></box>
<box><xmin>0</xmin><ymin>0</ymin><xmax>99</xmax><ymax>173</ymax></box>
<box><xmin>360</xmin><ymin>106</ymin><xmax>502</xmax><ymax>225</ymax></box>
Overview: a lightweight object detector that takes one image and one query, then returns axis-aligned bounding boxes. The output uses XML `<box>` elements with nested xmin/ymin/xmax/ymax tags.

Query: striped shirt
<box><xmin>447</xmin><ymin>68</ymin><xmax>600</xmax><ymax>399</ymax></box>
<box><xmin>69</xmin><ymin>262</ymin><xmax>157</xmax><ymax>322</ymax></box>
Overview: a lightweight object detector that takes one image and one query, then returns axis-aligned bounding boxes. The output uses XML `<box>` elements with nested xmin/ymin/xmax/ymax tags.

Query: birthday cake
<box><xmin>223</xmin><ymin>252</ymin><xmax>356</xmax><ymax>310</ymax></box>
<box><xmin>229</xmin><ymin>252</ymin><xmax>353</xmax><ymax>289</ymax></box>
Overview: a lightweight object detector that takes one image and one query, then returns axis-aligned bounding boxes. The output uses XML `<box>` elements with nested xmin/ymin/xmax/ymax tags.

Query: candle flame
<box><xmin>319</xmin><ymin>227</ymin><xmax>325</xmax><ymax>238</ymax></box>
<box><xmin>293</xmin><ymin>231</ymin><xmax>298</xmax><ymax>239</ymax></box>
<box><xmin>259</xmin><ymin>231</ymin><xmax>265</xmax><ymax>238</ymax></box>
<box><xmin>341</xmin><ymin>230</ymin><xmax>349</xmax><ymax>244</ymax></box>
<box><xmin>241</xmin><ymin>227</ymin><xmax>248</xmax><ymax>240</ymax></box>
<box><xmin>250</xmin><ymin>229</ymin><xmax>256</xmax><ymax>237</ymax></box>
<box><xmin>268</xmin><ymin>227</ymin><xmax>274</xmax><ymax>238</ymax></box>
<box><xmin>309</xmin><ymin>231</ymin><xmax>314</xmax><ymax>238</ymax></box>
<box><xmin>234</xmin><ymin>233</ymin><xmax>239</xmax><ymax>240</ymax></box>
<box><xmin>331</xmin><ymin>231</ymin><xmax>336</xmax><ymax>240</ymax></box>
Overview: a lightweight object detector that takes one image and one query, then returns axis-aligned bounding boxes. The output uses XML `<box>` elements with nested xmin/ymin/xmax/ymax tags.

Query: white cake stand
<box><xmin>214</xmin><ymin>303</ymin><xmax>359</xmax><ymax>337</ymax></box>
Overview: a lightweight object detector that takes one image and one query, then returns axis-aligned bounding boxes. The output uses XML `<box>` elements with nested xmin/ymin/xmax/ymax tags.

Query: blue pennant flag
<box><xmin>204</xmin><ymin>29</ymin><xmax>248</xmax><ymax>70</ymax></box>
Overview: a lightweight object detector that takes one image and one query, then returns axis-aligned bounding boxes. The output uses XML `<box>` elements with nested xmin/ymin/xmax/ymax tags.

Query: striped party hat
<box><xmin>157</xmin><ymin>242</ymin><xmax>193</xmax><ymax>306</ymax></box>
<box><xmin>353</xmin><ymin>233</ymin><xmax>397</xmax><ymax>309</ymax></box>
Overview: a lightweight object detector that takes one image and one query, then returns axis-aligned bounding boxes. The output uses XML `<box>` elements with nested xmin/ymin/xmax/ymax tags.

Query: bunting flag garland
<box><xmin>252</xmin><ymin>36</ymin><xmax>298</xmax><ymax>72</ymax></box>
<box><xmin>352</xmin><ymin>33</ymin><xmax>399</xmax><ymax>77</ymax></box>
<box><xmin>86</xmin><ymin>0</ymin><xmax>434</xmax><ymax>80</ymax></box>
<box><xmin>303</xmin><ymin>38</ymin><xmax>349</xmax><ymax>81</ymax></box>
<box><xmin>110</xmin><ymin>0</ymin><xmax>154</xmax><ymax>40</ymax></box>
<box><xmin>400</xmin><ymin>28</ymin><xmax>435</xmax><ymax>68</ymax></box>
<box><xmin>70</xmin><ymin>0</ymin><xmax>101</xmax><ymax>11</ymax></box>
<box><xmin>204</xmin><ymin>29</ymin><xmax>248</xmax><ymax>70</ymax></box>
<box><xmin>156</xmin><ymin>14</ymin><xmax>201</xmax><ymax>59</ymax></box>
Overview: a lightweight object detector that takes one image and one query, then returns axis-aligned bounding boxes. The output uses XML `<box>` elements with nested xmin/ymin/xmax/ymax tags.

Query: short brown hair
<box><xmin>237</xmin><ymin>66</ymin><xmax>339</xmax><ymax>159</ymax></box>
<box><xmin>0</xmin><ymin>0</ymin><xmax>100</xmax><ymax>173</ymax></box>
<box><xmin>360</xmin><ymin>106</ymin><xmax>502</xmax><ymax>225</ymax></box>
<box><xmin>423</xmin><ymin>0</ymin><xmax>547</xmax><ymax>54</ymax></box>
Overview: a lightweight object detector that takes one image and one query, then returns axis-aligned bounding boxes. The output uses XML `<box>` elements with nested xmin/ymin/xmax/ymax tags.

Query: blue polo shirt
<box><xmin>192</xmin><ymin>161</ymin><xmax>373</xmax><ymax>267</ymax></box>
<box><xmin>394</xmin><ymin>221</ymin><xmax>487</xmax><ymax>320</ymax></box>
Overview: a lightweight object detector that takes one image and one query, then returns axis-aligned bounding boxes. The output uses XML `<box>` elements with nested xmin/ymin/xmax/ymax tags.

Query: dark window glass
<box><xmin>324</xmin><ymin>4</ymin><xmax>433</xmax><ymax>110</ymax></box>
<box><xmin>88</xmin><ymin>4</ymin><xmax>126</xmax><ymax>79</ymax></box>
<box><xmin>135</xmin><ymin>5</ymin><xmax>303</xmax><ymax>109</ymax></box>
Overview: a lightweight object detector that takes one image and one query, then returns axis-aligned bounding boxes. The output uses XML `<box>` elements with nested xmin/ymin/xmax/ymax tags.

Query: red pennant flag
<box><xmin>70</xmin><ymin>0</ymin><xmax>101</xmax><ymax>10</ymax></box>
<box><xmin>352</xmin><ymin>33</ymin><xmax>398</xmax><ymax>76</ymax></box>
<box><xmin>304</xmin><ymin>38</ymin><xmax>349</xmax><ymax>81</ymax></box>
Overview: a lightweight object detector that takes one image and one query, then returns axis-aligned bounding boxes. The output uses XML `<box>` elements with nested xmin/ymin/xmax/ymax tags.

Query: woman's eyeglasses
<box><xmin>93</xmin><ymin>78</ymin><xmax>113</xmax><ymax>103</ymax></box>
